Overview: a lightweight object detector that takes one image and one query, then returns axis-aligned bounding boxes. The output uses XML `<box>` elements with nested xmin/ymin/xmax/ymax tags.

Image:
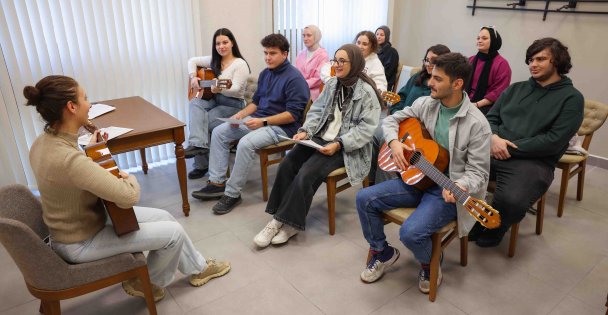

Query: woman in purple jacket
<box><xmin>466</xmin><ymin>26</ymin><xmax>512</xmax><ymax>115</ymax></box>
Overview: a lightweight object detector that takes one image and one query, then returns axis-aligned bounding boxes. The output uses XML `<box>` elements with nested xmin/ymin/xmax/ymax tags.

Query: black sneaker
<box><xmin>475</xmin><ymin>226</ymin><xmax>508</xmax><ymax>248</ymax></box>
<box><xmin>188</xmin><ymin>168</ymin><xmax>208</xmax><ymax>180</ymax></box>
<box><xmin>467</xmin><ymin>222</ymin><xmax>487</xmax><ymax>242</ymax></box>
<box><xmin>184</xmin><ymin>146</ymin><xmax>209</xmax><ymax>159</ymax></box>
<box><xmin>212</xmin><ymin>195</ymin><xmax>242</xmax><ymax>214</ymax></box>
<box><xmin>192</xmin><ymin>182</ymin><xmax>225</xmax><ymax>200</ymax></box>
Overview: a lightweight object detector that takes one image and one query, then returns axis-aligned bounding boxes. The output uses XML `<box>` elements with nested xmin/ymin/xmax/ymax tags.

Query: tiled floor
<box><xmin>2</xmin><ymin>159</ymin><xmax>607</xmax><ymax>314</ymax></box>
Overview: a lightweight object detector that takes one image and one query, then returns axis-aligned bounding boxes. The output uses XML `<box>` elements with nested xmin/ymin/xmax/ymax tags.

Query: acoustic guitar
<box><xmin>378</xmin><ymin>118</ymin><xmax>500</xmax><ymax>229</ymax></box>
<box><xmin>83</xmin><ymin>122</ymin><xmax>140</xmax><ymax>236</ymax></box>
<box><xmin>187</xmin><ymin>67</ymin><xmax>233</xmax><ymax>101</ymax></box>
<box><xmin>381</xmin><ymin>91</ymin><xmax>400</xmax><ymax>106</ymax></box>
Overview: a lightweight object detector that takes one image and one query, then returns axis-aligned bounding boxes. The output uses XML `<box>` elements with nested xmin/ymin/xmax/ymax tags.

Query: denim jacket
<box><xmin>383</xmin><ymin>93</ymin><xmax>491</xmax><ymax>237</ymax></box>
<box><xmin>299</xmin><ymin>77</ymin><xmax>381</xmax><ymax>185</ymax></box>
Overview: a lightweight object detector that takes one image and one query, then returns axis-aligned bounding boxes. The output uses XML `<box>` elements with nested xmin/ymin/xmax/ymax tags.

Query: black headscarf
<box><xmin>335</xmin><ymin>44</ymin><xmax>383</xmax><ymax>105</ymax></box>
<box><xmin>466</xmin><ymin>27</ymin><xmax>503</xmax><ymax>102</ymax></box>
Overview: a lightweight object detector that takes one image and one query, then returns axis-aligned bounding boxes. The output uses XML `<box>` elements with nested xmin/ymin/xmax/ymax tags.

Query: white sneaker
<box><xmin>271</xmin><ymin>224</ymin><xmax>298</xmax><ymax>244</ymax></box>
<box><xmin>418</xmin><ymin>266</ymin><xmax>442</xmax><ymax>294</ymax></box>
<box><xmin>360</xmin><ymin>246</ymin><xmax>400</xmax><ymax>283</ymax></box>
<box><xmin>253</xmin><ymin>219</ymin><xmax>282</xmax><ymax>248</ymax></box>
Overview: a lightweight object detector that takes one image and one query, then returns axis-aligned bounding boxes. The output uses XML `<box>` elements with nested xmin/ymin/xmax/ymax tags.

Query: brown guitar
<box><xmin>378</xmin><ymin>118</ymin><xmax>500</xmax><ymax>229</ymax></box>
<box><xmin>187</xmin><ymin>67</ymin><xmax>233</xmax><ymax>101</ymax></box>
<box><xmin>381</xmin><ymin>91</ymin><xmax>400</xmax><ymax>106</ymax></box>
<box><xmin>83</xmin><ymin>122</ymin><xmax>140</xmax><ymax>236</ymax></box>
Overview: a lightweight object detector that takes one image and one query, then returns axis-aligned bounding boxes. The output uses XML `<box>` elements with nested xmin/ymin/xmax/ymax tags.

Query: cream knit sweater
<box><xmin>29</xmin><ymin>131</ymin><xmax>140</xmax><ymax>243</ymax></box>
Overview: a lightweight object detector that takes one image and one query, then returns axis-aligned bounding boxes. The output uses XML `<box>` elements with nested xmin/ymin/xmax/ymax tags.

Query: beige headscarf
<box><xmin>304</xmin><ymin>25</ymin><xmax>322</xmax><ymax>45</ymax></box>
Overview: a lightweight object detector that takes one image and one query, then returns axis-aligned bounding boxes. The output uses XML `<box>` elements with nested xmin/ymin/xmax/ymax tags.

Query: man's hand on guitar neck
<box><xmin>443</xmin><ymin>183</ymin><xmax>466</xmax><ymax>204</ymax></box>
<box><xmin>388</xmin><ymin>139</ymin><xmax>413</xmax><ymax>171</ymax></box>
<box><xmin>190</xmin><ymin>77</ymin><xmax>201</xmax><ymax>90</ymax></box>
<box><xmin>491</xmin><ymin>134</ymin><xmax>518</xmax><ymax>160</ymax></box>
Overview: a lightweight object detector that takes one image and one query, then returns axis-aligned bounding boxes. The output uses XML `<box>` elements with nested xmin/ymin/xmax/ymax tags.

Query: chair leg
<box><xmin>140</xmin><ymin>148</ymin><xmax>148</xmax><ymax>175</ymax></box>
<box><xmin>460</xmin><ymin>236</ymin><xmax>468</xmax><ymax>267</ymax></box>
<box><xmin>429</xmin><ymin>232</ymin><xmax>442</xmax><ymax>302</ymax></box>
<box><xmin>557</xmin><ymin>164</ymin><xmax>571</xmax><ymax>218</ymax></box>
<box><xmin>576</xmin><ymin>161</ymin><xmax>586</xmax><ymax>201</ymax></box>
<box><xmin>259</xmin><ymin>152</ymin><xmax>270</xmax><ymax>201</ymax></box>
<box><xmin>363</xmin><ymin>176</ymin><xmax>370</xmax><ymax>188</ymax></box>
<box><xmin>326</xmin><ymin>177</ymin><xmax>337</xmax><ymax>235</ymax></box>
<box><xmin>508</xmin><ymin>223</ymin><xmax>519</xmax><ymax>258</ymax></box>
<box><xmin>41</xmin><ymin>300</ymin><xmax>61</xmax><ymax>315</ymax></box>
<box><xmin>138</xmin><ymin>268</ymin><xmax>158</xmax><ymax>315</ymax></box>
<box><xmin>536</xmin><ymin>194</ymin><xmax>546</xmax><ymax>235</ymax></box>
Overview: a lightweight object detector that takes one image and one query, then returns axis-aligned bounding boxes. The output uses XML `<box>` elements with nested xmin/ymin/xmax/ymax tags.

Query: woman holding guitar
<box><xmin>253</xmin><ymin>44</ymin><xmax>382</xmax><ymax>248</ymax></box>
<box><xmin>26</xmin><ymin>75</ymin><xmax>230</xmax><ymax>303</ymax></box>
<box><xmin>185</xmin><ymin>28</ymin><xmax>251</xmax><ymax>180</ymax></box>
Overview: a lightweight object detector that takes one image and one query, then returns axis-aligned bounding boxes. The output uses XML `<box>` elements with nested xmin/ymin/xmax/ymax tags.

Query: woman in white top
<box><xmin>321</xmin><ymin>30</ymin><xmax>387</xmax><ymax>92</ymax></box>
<box><xmin>185</xmin><ymin>28</ymin><xmax>251</xmax><ymax>180</ymax></box>
<box><xmin>295</xmin><ymin>25</ymin><xmax>329</xmax><ymax>101</ymax></box>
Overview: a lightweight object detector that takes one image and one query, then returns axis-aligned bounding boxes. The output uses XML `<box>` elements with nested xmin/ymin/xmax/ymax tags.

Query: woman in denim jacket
<box><xmin>253</xmin><ymin>44</ymin><xmax>382</xmax><ymax>248</ymax></box>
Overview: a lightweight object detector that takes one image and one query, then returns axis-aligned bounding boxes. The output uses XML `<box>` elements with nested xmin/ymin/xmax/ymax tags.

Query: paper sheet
<box><xmin>78</xmin><ymin>126</ymin><xmax>133</xmax><ymax>146</ymax></box>
<box><xmin>88</xmin><ymin>103</ymin><xmax>116</xmax><ymax>119</ymax></box>
<box><xmin>278</xmin><ymin>135</ymin><xmax>324</xmax><ymax>150</ymax></box>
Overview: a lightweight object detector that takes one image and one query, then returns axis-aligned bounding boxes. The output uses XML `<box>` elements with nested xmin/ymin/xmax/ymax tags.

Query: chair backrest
<box><xmin>0</xmin><ymin>185</ymin><xmax>71</xmax><ymax>290</ymax></box>
<box><xmin>579</xmin><ymin>99</ymin><xmax>608</xmax><ymax>149</ymax></box>
<box><xmin>394</xmin><ymin>65</ymin><xmax>422</xmax><ymax>93</ymax></box>
<box><xmin>244</xmin><ymin>74</ymin><xmax>258</xmax><ymax>105</ymax></box>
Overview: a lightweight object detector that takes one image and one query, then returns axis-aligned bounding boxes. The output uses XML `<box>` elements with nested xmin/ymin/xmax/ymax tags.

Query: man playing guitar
<box><xmin>356</xmin><ymin>53</ymin><xmax>492</xmax><ymax>294</ymax></box>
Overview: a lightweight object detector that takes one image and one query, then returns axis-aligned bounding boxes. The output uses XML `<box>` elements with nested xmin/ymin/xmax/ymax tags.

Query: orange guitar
<box><xmin>378</xmin><ymin>118</ymin><xmax>500</xmax><ymax>229</ymax></box>
<box><xmin>83</xmin><ymin>122</ymin><xmax>140</xmax><ymax>236</ymax></box>
<box><xmin>381</xmin><ymin>91</ymin><xmax>400</xmax><ymax>106</ymax></box>
<box><xmin>187</xmin><ymin>67</ymin><xmax>233</xmax><ymax>101</ymax></box>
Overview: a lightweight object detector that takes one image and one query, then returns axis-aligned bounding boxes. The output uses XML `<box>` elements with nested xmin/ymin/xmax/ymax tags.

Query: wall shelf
<box><xmin>467</xmin><ymin>0</ymin><xmax>608</xmax><ymax>21</ymax></box>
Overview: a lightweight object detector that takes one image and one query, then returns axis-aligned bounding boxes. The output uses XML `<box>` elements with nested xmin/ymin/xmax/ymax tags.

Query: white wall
<box><xmin>392</xmin><ymin>0</ymin><xmax>608</xmax><ymax>158</ymax></box>
<box><xmin>197</xmin><ymin>0</ymin><xmax>273</xmax><ymax>75</ymax></box>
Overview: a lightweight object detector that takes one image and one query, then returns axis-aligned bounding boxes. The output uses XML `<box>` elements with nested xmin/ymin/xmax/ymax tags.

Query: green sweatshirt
<box><xmin>487</xmin><ymin>76</ymin><xmax>584</xmax><ymax>166</ymax></box>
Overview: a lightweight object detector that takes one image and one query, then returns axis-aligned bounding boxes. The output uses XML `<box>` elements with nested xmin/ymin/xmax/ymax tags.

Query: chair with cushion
<box><xmin>487</xmin><ymin>181</ymin><xmax>545</xmax><ymax>257</ymax></box>
<box><xmin>0</xmin><ymin>185</ymin><xmax>157</xmax><ymax>315</ymax></box>
<box><xmin>367</xmin><ymin>207</ymin><xmax>468</xmax><ymax>302</ymax></box>
<box><xmin>554</xmin><ymin>99</ymin><xmax>608</xmax><ymax>217</ymax></box>
<box><xmin>394</xmin><ymin>64</ymin><xmax>422</xmax><ymax>94</ymax></box>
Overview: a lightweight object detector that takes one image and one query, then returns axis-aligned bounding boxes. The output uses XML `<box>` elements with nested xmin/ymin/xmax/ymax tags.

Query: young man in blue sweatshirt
<box><xmin>471</xmin><ymin>38</ymin><xmax>584</xmax><ymax>247</ymax></box>
<box><xmin>192</xmin><ymin>33</ymin><xmax>310</xmax><ymax>214</ymax></box>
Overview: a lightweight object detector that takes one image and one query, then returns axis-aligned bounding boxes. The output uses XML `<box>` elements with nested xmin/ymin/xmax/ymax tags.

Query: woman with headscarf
<box><xmin>467</xmin><ymin>26</ymin><xmax>512</xmax><ymax>115</ymax></box>
<box><xmin>375</xmin><ymin>26</ymin><xmax>400</xmax><ymax>92</ymax></box>
<box><xmin>253</xmin><ymin>44</ymin><xmax>382</xmax><ymax>248</ymax></box>
<box><xmin>295</xmin><ymin>25</ymin><xmax>329</xmax><ymax>101</ymax></box>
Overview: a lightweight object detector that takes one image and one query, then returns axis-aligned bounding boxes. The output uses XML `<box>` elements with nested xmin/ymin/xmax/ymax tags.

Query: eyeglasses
<box><xmin>330</xmin><ymin>59</ymin><xmax>350</xmax><ymax>66</ymax></box>
<box><xmin>422</xmin><ymin>58</ymin><xmax>435</xmax><ymax>67</ymax></box>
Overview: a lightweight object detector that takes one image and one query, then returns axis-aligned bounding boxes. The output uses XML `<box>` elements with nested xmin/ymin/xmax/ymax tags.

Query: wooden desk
<box><xmin>92</xmin><ymin>96</ymin><xmax>190</xmax><ymax>216</ymax></box>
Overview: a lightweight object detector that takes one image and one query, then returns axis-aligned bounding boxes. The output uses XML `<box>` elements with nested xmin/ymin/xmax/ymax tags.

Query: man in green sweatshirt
<box><xmin>471</xmin><ymin>38</ymin><xmax>584</xmax><ymax>247</ymax></box>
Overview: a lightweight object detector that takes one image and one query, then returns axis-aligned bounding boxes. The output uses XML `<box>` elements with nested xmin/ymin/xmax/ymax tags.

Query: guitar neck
<box><xmin>199</xmin><ymin>80</ymin><xmax>218</xmax><ymax>88</ymax></box>
<box><xmin>410</xmin><ymin>152</ymin><xmax>470</xmax><ymax>204</ymax></box>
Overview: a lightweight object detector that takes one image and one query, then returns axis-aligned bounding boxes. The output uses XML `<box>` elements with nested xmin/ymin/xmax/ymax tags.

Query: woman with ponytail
<box><xmin>253</xmin><ymin>44</ymin><xmax>382</xmax><ymax>248</ymax></box>
<box><xmin>467</xmin><ymin>26</ymin><xmax>512</xmax><ymax>115</ymax></box>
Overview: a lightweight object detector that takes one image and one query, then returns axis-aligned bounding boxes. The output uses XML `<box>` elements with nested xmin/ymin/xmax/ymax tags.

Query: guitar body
<box><xmin>378</xmin><ymin>118</ymin><xmax>449</xmax><ymax>190</ymax></box>
<box><xmin>187</xmin><ymin>67</ymin><xmax>216</xmax><ymax>101</ymax></box>
<box><xmin>84</xmin><ymin>141</ymin><xmax>140</xmax><ymax>236</ymax></box>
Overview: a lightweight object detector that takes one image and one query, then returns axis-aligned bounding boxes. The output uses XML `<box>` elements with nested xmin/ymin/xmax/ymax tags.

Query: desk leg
<box><xmin>175</xmin><ymin>140</ymin><xmax>190</xmax><ymax>216</ymax></box>
<box><xmin>140</xmin><ymin>148</ymin><xmax>148</xmax><ymax>174</ymax></box>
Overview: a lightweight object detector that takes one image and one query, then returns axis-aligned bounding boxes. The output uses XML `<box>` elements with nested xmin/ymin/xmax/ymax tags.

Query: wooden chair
<box><xmin>554</xmin><ymin>99</ymin><xmax>608</xmax><ymax>217</ymax></box>
<box><xmin>258</xmin><ymin>99</ymin><xmax>313</xmax><ymax>201</ymax></box>
<box><xmin>0</xmin><ymin>185</ymin><xmax>157</xmax><ymax>315</ymax></box>
<box><xmin>486</xmin><ymin>181</ymin><xmax>545</xmax><ymax>257</ymax></box>
<box><xmin>324</xmin><ymin>167</ymin><xmax>369</xmax><ymax>235</ymax></box>
<box><xmin>367</xmin><ymin>208</ymin><xmax>468</xmax><ymax>302</ymax></box>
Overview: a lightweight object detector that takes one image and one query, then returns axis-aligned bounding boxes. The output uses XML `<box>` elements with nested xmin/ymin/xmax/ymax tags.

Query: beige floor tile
<box><xmin>548</xmin><ymin>295</ymin><xmax>603</xmax><ymax>315</ymax></box>
<box><xmin>570</xmin><ymin>257</ymin><xmax>608</xmax><ymax>308</ymax></box>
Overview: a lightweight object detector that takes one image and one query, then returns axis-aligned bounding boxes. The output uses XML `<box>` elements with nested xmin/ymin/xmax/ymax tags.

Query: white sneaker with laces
<box><xmin>360</xmin><ymin>247</ymin><xmax>400</xmax><ymax>283</ymax></box>
<box><xmin>418</xmin><ymin>266</ymin><xmax>442</xmax><ymax>294</ymax></box>
<box><xmin>271</xmin><ymin>224</ymin><xmax>298</xmax><ymax>244</ymax></box>
<box><xmin>253</xmin><ymin>219</ymin><xmax>283</xmax><ymax>248</ymax></box>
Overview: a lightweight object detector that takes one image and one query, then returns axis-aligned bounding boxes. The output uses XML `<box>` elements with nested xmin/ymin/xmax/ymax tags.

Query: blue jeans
<box><xmin>356</xmin><ymin>179</ymin><xmax>457</xmax><ymax>265</ymax></box>
<box><xmin>188</xmin><ymin>95</ymin><xmax>244</xmax><ymax>170</ymax></box>
<box><xmin>52</xmin><ymin>207</ymin><xmax>207</xmax><ymax>287</ymax></box>
<box><xmin>207</xmin><ymin>118</ymin><xmax>287</xmax><ymax>198</ymax></box>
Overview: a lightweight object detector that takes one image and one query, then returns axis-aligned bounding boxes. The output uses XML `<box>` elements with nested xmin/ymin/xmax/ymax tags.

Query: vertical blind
<box><xmin>0</xmin><ymin>0</ymin><xmax>203</xmax><ymax>188</ymax></box>
<box><xmin>273</xmin><ymin>0</ymin><xmax>389</xmax><ymax>62</ymax></box>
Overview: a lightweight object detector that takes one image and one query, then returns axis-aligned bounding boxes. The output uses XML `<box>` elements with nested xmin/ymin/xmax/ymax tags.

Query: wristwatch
<box><xmin>263</xmin><ymin>119</ymin><xmax>268</xmax><ymax>126</ymax></box>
